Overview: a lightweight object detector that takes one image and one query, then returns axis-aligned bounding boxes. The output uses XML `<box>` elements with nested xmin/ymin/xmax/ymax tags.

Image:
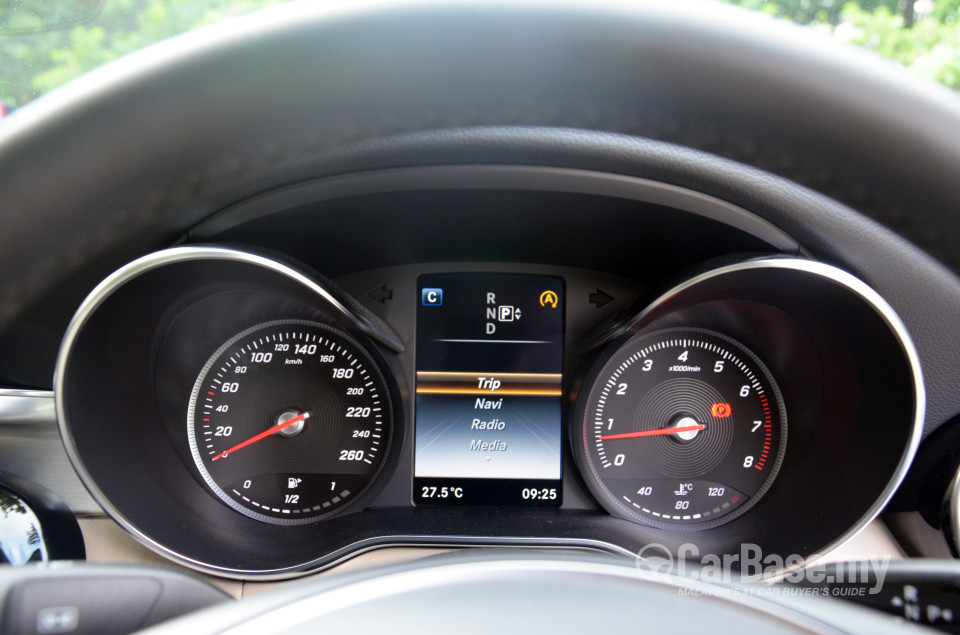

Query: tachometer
<box><xmin>575</xmin><ymin>327</ymin><xmax>786</xmax><ymax>530</ymax></box>
<box><xmin>187</xmin><ymin>320</ymin><xmax>393</xmax><ymax>525</ymax></box>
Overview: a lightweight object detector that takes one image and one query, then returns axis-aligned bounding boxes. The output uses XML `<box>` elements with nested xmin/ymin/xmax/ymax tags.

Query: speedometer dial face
<box><xmin>187</xmin><ymin>320</ymin><xmax>393</xmax><ymax>525</ymax></box>
<box><xmin>577</xmin><ymin>328</ymin><xmax>787</xmax><ymax>530</ymax></box>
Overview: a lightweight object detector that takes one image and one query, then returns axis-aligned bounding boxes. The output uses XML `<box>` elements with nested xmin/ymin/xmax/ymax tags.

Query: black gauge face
<box><xmin>577</xmin><ymin>328</ymin><xmax>787</xmax><ymax>530</ymax></box>
<box><xmin>187</xmin><ymin>320</ymin><xmax>393</xmax><ymax>525</ymax></box>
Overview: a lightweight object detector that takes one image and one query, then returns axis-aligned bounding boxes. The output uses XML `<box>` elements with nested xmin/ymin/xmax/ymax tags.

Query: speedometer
<box><xmin>187</xmin><ymin>320</ymin><xmax>393</xmax><ymax>525</ymax></box>
<box><xmin>575</xmin><ymin>327</ymin><xmax>787</xmax><ymax>530</ymax></box>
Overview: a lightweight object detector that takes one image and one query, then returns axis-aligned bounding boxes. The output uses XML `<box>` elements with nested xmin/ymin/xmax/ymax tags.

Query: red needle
<box><xmin>599</xmin><ymin>424</ymin><xmax>704</xmax><ymax>440</ymax></box>
<box><xmin>211</xmin><ymin>412</ymin><xmax>309</xmax><ymax>461</ymax></box>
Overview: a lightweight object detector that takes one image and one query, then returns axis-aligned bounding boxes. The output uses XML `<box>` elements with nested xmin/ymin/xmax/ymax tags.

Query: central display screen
<box><xmin>414</xmin><ymin>273</ymin><xmax>564</xmax><ymax>506</ymax></box>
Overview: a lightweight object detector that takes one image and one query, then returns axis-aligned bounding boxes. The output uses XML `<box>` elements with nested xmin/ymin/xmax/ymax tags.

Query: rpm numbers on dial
<box><xmin>577</xmin><ymin>328</ymin><xmax>787</xmax><ymax>530</ymax></box>
<box><xmin>187</xmin><ymin>320</ymin><xmax>393</xmax><ymax>525</ymax></box>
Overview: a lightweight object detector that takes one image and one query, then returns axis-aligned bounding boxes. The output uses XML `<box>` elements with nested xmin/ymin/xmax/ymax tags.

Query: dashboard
<box><xmin>2</xmin><ymin>1</ymin><xmax>960</xmax><ymax>630</ymax></box>
<box><xmin>36</xmin><ymin>166</ymin><xmax>922</xmax><ymax>579</ymax></box>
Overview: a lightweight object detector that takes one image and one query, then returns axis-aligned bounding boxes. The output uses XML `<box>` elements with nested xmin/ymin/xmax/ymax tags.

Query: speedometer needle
<box><xmin>211</xmin><ymin>412</ymin><xmax>310</xmax><ymax>461</ymax></box>
<box><xmin>599</xmin><ymin>424</ymin><xmax>704</xmax><ymax>440</ymax></box>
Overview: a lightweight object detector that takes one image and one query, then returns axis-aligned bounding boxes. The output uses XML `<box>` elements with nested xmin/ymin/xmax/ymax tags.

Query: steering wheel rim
<box><xmin>2</xmin><ymin>0</ymin><xmax>960</xmax><ymax>332</ymax></box>
<box><xmin>136</xmin><ymin>549</ymin><xmax>921</xmax><ymax>634</ymax></box>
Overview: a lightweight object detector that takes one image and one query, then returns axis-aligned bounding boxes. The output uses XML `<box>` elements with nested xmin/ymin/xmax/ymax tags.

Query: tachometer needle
<box><xmin>599</xmin><ymin>424</ymin><xmax>704</xmax><ymax>440</ymax></box>
<box><xmin>211</xmin><ymin>412</ymin><xmax>310</xmax><ymax>461</ymax></box>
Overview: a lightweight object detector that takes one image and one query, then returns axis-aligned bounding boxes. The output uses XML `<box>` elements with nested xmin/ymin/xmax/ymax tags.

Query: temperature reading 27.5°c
<box><xmin>577</xmin><ymin>328</ymin><xmax>787</xmax><ymax>530</ymax></box>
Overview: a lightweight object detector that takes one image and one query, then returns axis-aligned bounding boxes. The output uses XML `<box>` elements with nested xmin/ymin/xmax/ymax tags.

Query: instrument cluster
<box><xmin>54</xmin><ymin>245</ymin><xmax>922</xmax><ymax>579</ymax></box>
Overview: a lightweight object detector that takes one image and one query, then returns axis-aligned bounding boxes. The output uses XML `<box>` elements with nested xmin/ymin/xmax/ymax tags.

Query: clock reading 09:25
<box><xmin>521</xmin><ymin>488</ymin><xmax>558</xmax><ymax>501</ymax></box>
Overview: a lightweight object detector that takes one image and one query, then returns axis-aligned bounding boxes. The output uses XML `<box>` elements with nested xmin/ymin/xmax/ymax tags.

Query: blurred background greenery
<box><xmin>723</xmin><ymin>0</ymin><xmax>960</xmax><ymax>89</ymax></box>
<box><xmin>0</xmin><ymin>0</ymin><xmax>958</xmax><ymax>109</ymax></box>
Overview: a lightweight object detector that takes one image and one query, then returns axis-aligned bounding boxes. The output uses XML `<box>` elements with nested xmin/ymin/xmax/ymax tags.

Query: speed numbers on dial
<box><xmin>577</xmin><ymin>328</ymin><xmax>787</xmax><ymax>530</ymax></box>
<box><xmin>187</xmin><ymin>320</ymin><xmax>393</xmax><ymax>525</ymax></box>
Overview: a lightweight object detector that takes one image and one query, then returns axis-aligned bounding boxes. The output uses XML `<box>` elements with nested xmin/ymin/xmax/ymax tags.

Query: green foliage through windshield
<box><xmin>0</xmin><ymin>0</ymin><xmax>958</xmax><ymax>109</ymax></box>
<box><xmin>722</xmin><ymin>0</ymin><xmax>960</xmax><ymax>90</ymax></box>
<box><xmin>0</xmin><ymin>0</ymin><xmax>290</xmax><ymax>108</ymax></box>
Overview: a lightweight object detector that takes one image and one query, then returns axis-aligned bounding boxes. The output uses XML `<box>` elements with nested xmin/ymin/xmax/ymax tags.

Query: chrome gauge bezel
<box><xmin>573</xmin><ymin>257</ymin><xmax>924</xmax><ymax>569</ymax></box>
<box><xmin>54</xmin><ymin>247</ymin><xmax>406</xmax><ymax>578</ymax></box>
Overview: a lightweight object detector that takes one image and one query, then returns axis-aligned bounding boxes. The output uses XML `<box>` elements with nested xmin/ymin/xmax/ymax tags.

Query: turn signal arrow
<box><xmin>368</xmin><ymin>285</ymin><xmax>393</xmax><ymax>303</ymax></box>
<box><xmin>589</xmin><ymin>289</ymin><xmax>614</xmax><ymax>308</ymax></box>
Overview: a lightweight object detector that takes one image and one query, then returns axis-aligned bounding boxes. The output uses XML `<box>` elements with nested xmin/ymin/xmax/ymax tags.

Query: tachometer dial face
<box><xmin>576</xmin><ymin>328</ymin><xmax>786</xmax><ymax>530</ymax></box>
<box><xmin>187</xmin><ymin>320</ymin><xmax>393</xmax><ymax>525</ymax></box>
